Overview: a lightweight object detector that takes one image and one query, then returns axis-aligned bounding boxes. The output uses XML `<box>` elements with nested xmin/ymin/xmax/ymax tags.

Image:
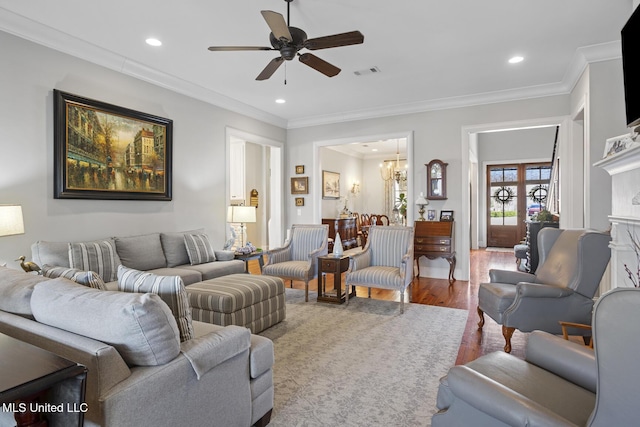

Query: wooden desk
<box><xmin>317</xmin><ymin>255</ymin><xmax>355</xmax><ymax>304</ymax></box>
<box><xmin>322</xmin><ymin>218</ymin><xmax>358</xmax><ymax>252</ymax></box>
<box><xmin>0</xmin><ymin>333</ymin><xmax>87</xmax><ymax>427</ymax></box>
<box><xmin>414</xmin><ymin>220</ymin><xmax>456</xmax><ymax>283</ymax></box>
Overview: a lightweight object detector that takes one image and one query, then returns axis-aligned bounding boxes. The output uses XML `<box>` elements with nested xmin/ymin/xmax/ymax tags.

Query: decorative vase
<box><xmin>334</xmin><ymin>232</ymin><xmax>344</xmax><ymax>257</ymax></box>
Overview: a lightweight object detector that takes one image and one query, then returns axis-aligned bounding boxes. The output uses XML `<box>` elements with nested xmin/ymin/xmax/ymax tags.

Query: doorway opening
<box><xmin>226</xmin><ymin>127</ymin><xmax>284</xmax><ymax>251</ymax></box>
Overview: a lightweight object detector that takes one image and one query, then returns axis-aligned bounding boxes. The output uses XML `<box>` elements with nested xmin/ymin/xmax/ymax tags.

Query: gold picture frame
<box><xmin>291</xmin><ymin>177</ymin><xmax>308</xmax><ymax>194</ymax></box>
<box><xmin>295</xmin><ymin>165</ymin><xmax>305</xmax><ymax>174</ymax></box>
<box><xmin>322</xmin><ymin>170</ymin><xmax>340</xmax><ymax>199</ymax></box>
<box><xmin>295</xmin><ymin>197</ymin><xmax>304</xmax><ymax>206</ymax></box>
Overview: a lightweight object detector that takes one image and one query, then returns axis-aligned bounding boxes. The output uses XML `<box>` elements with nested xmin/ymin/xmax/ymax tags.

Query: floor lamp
<box><xmin>227</xmin><ymin>206</ymin><xmax>256</xmax><ymax>248</ymax></box>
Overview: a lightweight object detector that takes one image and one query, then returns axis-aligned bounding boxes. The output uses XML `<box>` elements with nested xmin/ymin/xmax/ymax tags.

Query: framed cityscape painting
<box><xmin>53</xmin><ymin>90</ymin><xmax>173</xmax><ymax>200</ymax></box>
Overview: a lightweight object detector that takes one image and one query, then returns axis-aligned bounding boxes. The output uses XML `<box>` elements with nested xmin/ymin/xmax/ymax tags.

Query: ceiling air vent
<box><xmin>354</xmin><ymin>66</ymin><xmax>381</xmax><ymax>76</ymax></box>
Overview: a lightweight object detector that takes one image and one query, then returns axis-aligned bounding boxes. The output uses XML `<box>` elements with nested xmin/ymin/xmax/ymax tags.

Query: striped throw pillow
<box><xmin>42</xmin><ymin>265</ymin><xmax>106</xmax><ymax>290</ymax></box>
<box><xmin>117</xmin><ymin>265</ymin><xmax>194</xmax><ymax>342</ymax></box>
<box><xmin>68</xmin><ymin>240</ymin><xmax>120</xmax><ymax>282</ymax></box>
<box><xmin>184</xmin><ymin>234</ymin><xmax>216</xmax><ymax>265</ymax></box>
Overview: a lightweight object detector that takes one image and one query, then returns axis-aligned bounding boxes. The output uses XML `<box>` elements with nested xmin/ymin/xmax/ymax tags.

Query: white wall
<box><xmin>318</xmin><ymin>147</ymin><xmax>363</xmax><ymax>218</ymax></box>
<box><xmin>0</xmin><ymin>31</ymin><xmax>285</xmax><ymax>266</ymax></box>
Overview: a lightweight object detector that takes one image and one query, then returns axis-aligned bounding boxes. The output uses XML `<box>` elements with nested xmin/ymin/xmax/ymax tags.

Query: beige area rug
<box><xmin>485</xmin><ymin>247</ymin><xmax>514</xmax><ymax>253</ymax></box>
<box><xmin>259</xmin><ymin>288</ymin><xmax>467</xmax><ymax>427</ymax></box>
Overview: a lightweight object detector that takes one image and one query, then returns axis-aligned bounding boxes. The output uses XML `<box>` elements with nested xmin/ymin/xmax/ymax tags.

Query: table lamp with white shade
<box><xmin>227</xmin><ymin>205</ymin><xmax>256</xmax><ymax>248</ymax></box>
<box><xmin>415</xmin><ymin>193</ymin><xmax>429</xmax><ymax>221</ymax></box>
<box><xmin>0</xmin><ymin>205</ymin><xmax>25</xmax><ymax>237</ymax></box>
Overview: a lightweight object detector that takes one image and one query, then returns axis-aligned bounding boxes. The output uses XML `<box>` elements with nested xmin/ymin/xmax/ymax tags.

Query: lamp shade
<box><xmin>227</xmin><ymin>206</ymin><xmax>256</xmax><ymax>223</ymax></box>
<box><xmin>0</xmin><ymin>205</ymin><xmax>25</xmax><ymax>237</ymax></box>
<box><xmin>415</xmin><ymin>192</ymin><xmax>429</xmax><ymax>205</ymax></box>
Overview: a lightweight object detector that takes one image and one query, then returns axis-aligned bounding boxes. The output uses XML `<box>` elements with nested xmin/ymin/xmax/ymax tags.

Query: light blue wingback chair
<box><xmin>345</xmin><ymin>225</ymin><xmax>414</xmax><ymax>313</ymax></box>
<box><xmin>433</xmin><ymin>287</ymin><xmax>640</xmax><ymax>427</ymax></box>
<box><xmin>262</xmin><ymin>224</ymin><xmax>328</xmax><ymax>302</ymax></box>
<box><xmin>477</xmin><ymin>228</ymin><xmax>611</xmax><ymax>352</ymax></box>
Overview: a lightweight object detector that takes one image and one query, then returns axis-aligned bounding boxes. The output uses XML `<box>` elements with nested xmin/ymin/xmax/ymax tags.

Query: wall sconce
<box><xmin>351</xmin><ymin>181</ymin><xmax>360</xmax><ymax>195</ymax></box>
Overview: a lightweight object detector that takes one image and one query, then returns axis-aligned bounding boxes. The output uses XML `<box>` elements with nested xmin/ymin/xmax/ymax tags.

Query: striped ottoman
<box><xmin>186</xmin><ymin>274</ymin><xmax>285</xmax><ymax>334</ymax></box>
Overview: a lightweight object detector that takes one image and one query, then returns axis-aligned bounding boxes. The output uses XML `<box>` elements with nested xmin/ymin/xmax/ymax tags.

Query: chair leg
<box><xmin>502</xmin><ymin>326</ymin><xmax>515</xmax><ymax>353</ymax></box>
<box><xmin>368</xmin><ymin>288</ymin><xmax>371</xmax><ymax>298</ymax></box>
<box><xmin>346</xmin><ymin>284</ymin><xmax>350</xmax><ymax>306</ymax></box>
<box><xmin>304</xmin><ymin>280</ymin><xmax>309</xmax><ymax>302</ymax></box>
<box><xmin>290</xmin><ymin>280</ymin><xmax>293</xmax><ymax>288</ymax></box>
<box><xmin>400</xmin><ymin>292</ymin><xmax>404</xmax><ymax>314</ymax></box>
<box><xmin>477</xmin><ymin>306</ymin><xmax>485</xmax><ymax>330</ymax></box>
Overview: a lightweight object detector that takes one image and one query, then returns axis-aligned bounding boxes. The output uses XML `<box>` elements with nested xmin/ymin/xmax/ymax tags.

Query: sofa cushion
<box><xmin>184</xmin><ymin>234</ymin><xmax>216</xmax><ymax>265</ymax></box>
<box><xmin>0</xmin><ymin>266</ymin><xmax>49</xmax><ymax>317</ymax></box>
<box><xmin>42</xmin><ymin>265</ymin><xmax>106</xmax><ymax>290</ymax></box>
<box><xmin>115</xmin><ymin>233</ymin><xmax>166</xmax><ymax>271</ymax></box>
<box><xmin>160</xmin><ymin>229</ymin><xmax>205</xmax><ymax>268</ymax></box>
<box><xmin>117</xmin><ymin>265</ymin><xmax>194</xmax><ymax>342</ymax></box>
<box><xmin>31</xmin><ymin>278</ymin><xmax>180</xmax><ymax>366</ymax></box>
<box><xmin>68</xmin><ymin>240</ymin><xmax>120</xmax><ymax>282</ymax></box>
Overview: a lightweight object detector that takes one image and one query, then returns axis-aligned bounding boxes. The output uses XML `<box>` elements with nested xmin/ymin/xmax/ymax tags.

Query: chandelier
<box><xmin>380</xmin><ymin>140</ymin><xmax>407</xmax><ymax>184</ymax></box>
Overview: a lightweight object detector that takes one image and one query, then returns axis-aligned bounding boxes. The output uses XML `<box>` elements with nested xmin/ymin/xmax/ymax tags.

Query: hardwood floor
<box><xmin>247</xmin><ymin>248</ymin><xmax>527</xmax><ymax>365</ymax></box>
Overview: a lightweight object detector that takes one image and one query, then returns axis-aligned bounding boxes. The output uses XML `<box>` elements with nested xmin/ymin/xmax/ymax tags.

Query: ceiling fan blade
<box><xmin>208</xmin><ymin>46</ymin><xmax>274</xmax><ymax>52</ymax></box>
<box><xmin>298</xmin><ymin>53</ymin><xmax>340</xmax><ymax>77</ymax></box>
<box><xmin>261</xmin><ymin>10</ymin><xmax>292</xmax><ymax>42</ymax></box>
<box><xmin>256</xmin><ymin>57</ymin><xmax>285</xmax><ymax>81</ymax></box>
<box><xmin>304</xmin><ymin>31</ymin><xmax>364</xmax><ymax>50</ymax></box>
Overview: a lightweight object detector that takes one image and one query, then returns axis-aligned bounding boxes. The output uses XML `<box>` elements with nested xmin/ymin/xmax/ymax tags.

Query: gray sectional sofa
<box><xmin>0</xmin><ymin>265</ymin><xmax>274</xmax><ymax>427</ymax></box>
<box><xmin>31</xmin><ymin>229</ymin><xmax>247</xmax><ymax>288</ymax></box>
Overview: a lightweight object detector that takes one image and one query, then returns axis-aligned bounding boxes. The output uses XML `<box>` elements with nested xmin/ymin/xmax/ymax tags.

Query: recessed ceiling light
<box><xmin>145</xmin><ymin>38</ymin><xmax>162</xmax><ymax>47</ymax></box>
<box><xmin>508</xmin><ymin>56</ymin><xmax>524</xmax><ymax>64</ymax></box>
<box><xmin>275</xmin><ymin>99</ymin><xmax>286</xmax><ymax>104</ymax></box>
<box><xmin>372</xmin><ymin>148</ymin><xmax>378</xmax><ymax>152</ymax></box>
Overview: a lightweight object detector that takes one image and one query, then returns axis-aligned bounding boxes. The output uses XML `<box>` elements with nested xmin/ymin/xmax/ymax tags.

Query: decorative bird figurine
<box><xmin>16</xmin><ymin>255</ymin><xmax>41</xmax><ymax>274</ymax></box>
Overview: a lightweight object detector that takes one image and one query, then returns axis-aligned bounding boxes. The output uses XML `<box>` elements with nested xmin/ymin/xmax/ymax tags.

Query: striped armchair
<box><xmin>262</xmin><ymin>224</ymin><xmax>329</xmax><ymax>302</ymax></box>
<box><xmin>345</xmin><ymin>225</ymin><xmax>414</xmax><ymax>313</ymax></box>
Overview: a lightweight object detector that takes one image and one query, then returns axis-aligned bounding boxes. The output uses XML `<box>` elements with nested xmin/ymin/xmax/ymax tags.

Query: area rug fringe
<box><xmin>260</xmin><ymin>288</ymin><xmax>467</xmax><ymax>427</ymax></box>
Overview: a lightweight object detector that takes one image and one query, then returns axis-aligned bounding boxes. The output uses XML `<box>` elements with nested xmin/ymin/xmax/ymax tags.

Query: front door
<box><xmin>487</xmin><ymin>163</ymin><xmax>551</xmax><ymax>247</ymax></box>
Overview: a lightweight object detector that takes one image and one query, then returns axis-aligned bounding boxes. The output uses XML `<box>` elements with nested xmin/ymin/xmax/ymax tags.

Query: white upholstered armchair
<box><xmin>345</xmin><ymin>225</ymin><xmax>414</xmax><ymax>313</ymax></box>
<box><xmin>262</xmin><ymin>224</ymin><xmax>328</xmax><ymax>302</ymax></box>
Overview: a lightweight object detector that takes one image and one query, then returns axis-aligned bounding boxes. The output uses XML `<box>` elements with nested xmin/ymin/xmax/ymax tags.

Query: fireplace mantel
<box><xmin>595</xmin><ymin>142</ymin><xmax>640</xmax><ymax>291</ymax></box>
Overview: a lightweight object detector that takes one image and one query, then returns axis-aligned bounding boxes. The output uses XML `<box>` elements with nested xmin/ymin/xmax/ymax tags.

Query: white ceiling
<box><xmin>0</xmin><ymin>0</ymin><xmax>633</xmax><ymax>130</ymax></box>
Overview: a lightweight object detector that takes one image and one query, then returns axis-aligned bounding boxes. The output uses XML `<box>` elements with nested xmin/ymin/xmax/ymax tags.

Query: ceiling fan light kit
<box><xmin>207</xmin><ymin>0</ymin><xmax>364</xmax><ymax>81</ymax></box>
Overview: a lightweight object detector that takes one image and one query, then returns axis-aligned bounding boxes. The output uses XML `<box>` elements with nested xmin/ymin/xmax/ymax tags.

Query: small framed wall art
<box><xmin>291</xmin><ymin>177</ymin><xmax>309</xmax><ymax>194</ymax></box>
<box><xmin>295</xmin><ymin>165</ymin><xmax>305</xmax><ymax>174</ymax></box>
<box><xmin>295</xmin><ymin>197</ymin><xmax>305</xmax><ymax>206</ymax></box>
<box><xmin>322</xmin><ymin>170</ymin><xmax>340</xmax><ymax>199</ymax></box>
<box><xmin>427</xmin><ymin>209</ymin><xmax>436</xmax><ymax>221</ymax></box>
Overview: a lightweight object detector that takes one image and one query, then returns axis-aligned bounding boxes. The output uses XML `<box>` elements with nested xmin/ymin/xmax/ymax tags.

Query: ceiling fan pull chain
<box><xmin>284</xmin><ymin>62</ymin><xmax>287</xmax><ymax>85</ymax></box>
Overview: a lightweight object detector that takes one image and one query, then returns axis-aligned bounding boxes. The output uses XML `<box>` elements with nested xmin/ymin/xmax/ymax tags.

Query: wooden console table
<box><xmin>317</xmin><ymin>255</ymin><xmax>355</xmax><ymax>304</ymax></box>
<box><xmin>322</xmin><ymin>218</ymin><xmax>358</xmax><ymax>252</ymax></box>
<box><xmin>0</xmin><ymin>333</ymin><xmax>87</xmax><ymax>427</ymax></box>
<box><xmin>414</xmin><ymin>220</ymin><xmax>456</xmax><ymax>283</ymax></box>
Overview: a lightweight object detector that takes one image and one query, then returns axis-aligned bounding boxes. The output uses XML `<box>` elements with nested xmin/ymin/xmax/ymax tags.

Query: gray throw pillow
<box><xmin>0</xmin><ymin>266</ymin><xmax>49</xmax><ymax>317</ymax></box>
<box><xmin>31</xmin><ymin>278</ymin><xmax>180</xmax><ymax>367</ymax></box>
<box><xmin>42</xmin><ymin>265</ymin><xmax>106</xmax><ymax>290</ymax></box>
<box><xmin>117</xmin><ymin>265</ymin><xmax>194</xmax><ymax>342</ymax></box>
<box><xmin>114</xmin><ymin>233</ymin><xmax>166</xmax><ymax>271</ymax></box>
<box><xmin>68</xmin><ymin>240</ymin><xmax>120</xmax><ymax>282</ymax></box>
<box><xmin>184</xmin><ymin>234</ymin><xmax>216</xmax><ymax>265</ymax></box>
<box><xmin>160</xmin><ymin>229</ymin><xmax>205</xmax><ymax>267</ymax></box>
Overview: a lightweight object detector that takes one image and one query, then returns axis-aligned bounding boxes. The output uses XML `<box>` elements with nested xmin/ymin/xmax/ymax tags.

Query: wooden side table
<box><xmin>0</xmin><ymin>333</ymin><xmax>87</xmax><ymax>427</ymax></box>
<box><xmin>234</xmin><ymin>250</ymin><xmax>264</xmax><ymax>273</ymax></box>
<box><xmin>317</xmin><ymin>255</ymin><xmax>355</xmax><ymax>304</ymax></box>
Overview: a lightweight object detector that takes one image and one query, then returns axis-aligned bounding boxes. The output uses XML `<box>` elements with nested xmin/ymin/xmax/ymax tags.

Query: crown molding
<box><xmin>0</xmin><ymin>8</ymin><xmax>287</xmax><ymax>129</ymax></box>
<box><xmin>1</xmin><ymin>7</ymin><xmax>622</xmax><ymax>131</ymax></box>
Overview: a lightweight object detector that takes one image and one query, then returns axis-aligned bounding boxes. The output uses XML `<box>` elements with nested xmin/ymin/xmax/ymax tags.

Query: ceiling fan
<box><xmin>207</xmin><ymin>0</ymin><xmax>364</xmax><ymax>81</ymax></box>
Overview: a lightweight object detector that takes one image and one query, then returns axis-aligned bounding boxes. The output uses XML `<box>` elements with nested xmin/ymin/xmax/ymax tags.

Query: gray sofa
<box><xmin>0</xmin><ymin>266</ymin><xmax>274</xmax><ymax>427</ymax></box>
<box><xmin>31</xmin><ymin>230</ymin><xmax>246</xmax><ymax>289</ymax></box>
